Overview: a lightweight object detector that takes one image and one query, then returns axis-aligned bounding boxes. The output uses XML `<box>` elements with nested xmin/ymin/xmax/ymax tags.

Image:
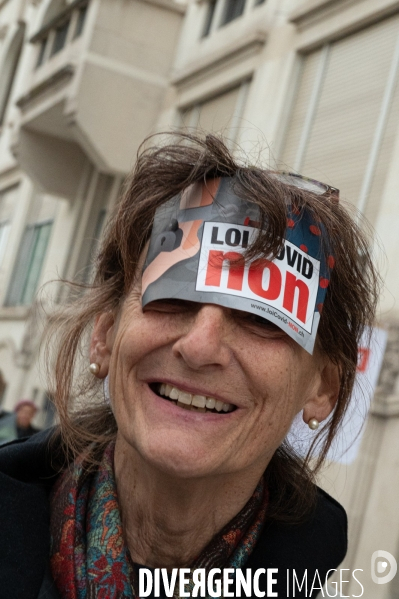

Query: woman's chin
<box><xmin>132</xmin><ymin>436</ymin><xmax>227</xmax><ymax>480</ymax></box>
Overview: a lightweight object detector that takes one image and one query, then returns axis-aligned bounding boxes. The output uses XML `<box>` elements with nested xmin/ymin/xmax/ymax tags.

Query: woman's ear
<box><xmin>89</xmin><ymin>313</ymin><xmax>116</xmax><ymax>379</ymax></box>
<box><xmin>303</xmin><ymin>359</ymin><xmax>340</xmax><ymax>426</ymax></box>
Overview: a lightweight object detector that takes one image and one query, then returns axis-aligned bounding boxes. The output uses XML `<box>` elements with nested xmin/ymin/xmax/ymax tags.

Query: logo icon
<box><xmin>371</xmin><ymin>550</ymin><xmax>397</xmax><ymax>584</ymax></box>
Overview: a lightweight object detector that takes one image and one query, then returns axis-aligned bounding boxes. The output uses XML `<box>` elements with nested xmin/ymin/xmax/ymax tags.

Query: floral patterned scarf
<box><xmin>50</xmin><ymin>443</ymin><xmax>268</xmax><ymax>599</ymax></box>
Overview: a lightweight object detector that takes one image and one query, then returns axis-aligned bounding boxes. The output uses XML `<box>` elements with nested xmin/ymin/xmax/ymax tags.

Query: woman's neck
<box><xmin>114</xmin><ymin>434</ymin><xmax>266</xmax><ymax>569</ymax></box>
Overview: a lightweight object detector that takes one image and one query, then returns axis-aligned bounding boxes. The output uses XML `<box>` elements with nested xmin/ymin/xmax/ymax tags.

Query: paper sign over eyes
<box><xmin>142</xmin><ymin>177</ymin><xmax>334</xmax><ymax>354</ymax></box>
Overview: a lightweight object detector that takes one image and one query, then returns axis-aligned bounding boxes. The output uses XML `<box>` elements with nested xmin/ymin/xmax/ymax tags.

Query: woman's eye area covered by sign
<box><xmin>141</xmin><ymin>177</ymin><xmax>334</xmax><ymax>355</ymax></box>
<box><xmin>144</xmin><ymin>298</ymin><xmax>286</xmax><ymax>339</ymax></box>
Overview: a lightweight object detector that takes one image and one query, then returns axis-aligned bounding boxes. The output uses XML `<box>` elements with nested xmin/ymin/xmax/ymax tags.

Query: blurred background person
<box><xmin>15</xmin><ymin>399</ymin><xmax>40</xmax><ymax>439</ymax></box>
<box><xmin>0</xmin><ymin>399</ymin><xmax>39</xmax><ymax>444</ymax></box>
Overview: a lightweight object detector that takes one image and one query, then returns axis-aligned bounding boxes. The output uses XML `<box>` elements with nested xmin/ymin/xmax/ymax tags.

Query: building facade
<box><xmin>0</xmin><ymin>0</ymin><xmax>185</xmax><ymax>416</ymax></box>
<box><xmin>1</xmin><ymin>0</ymin><xmax>399</xmax><ymax>596</ymax></box>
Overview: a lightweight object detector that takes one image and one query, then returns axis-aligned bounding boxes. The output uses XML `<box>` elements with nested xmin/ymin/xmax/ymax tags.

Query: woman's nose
<box><xmin>172</xmin><ymin>304</ymin><xmax>232</xmax><ymax>370</ymax></box>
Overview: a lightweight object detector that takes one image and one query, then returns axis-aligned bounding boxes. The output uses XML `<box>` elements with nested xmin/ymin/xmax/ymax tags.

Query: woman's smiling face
<box><xmin>92</xmin><ymin>278</ymin><xmax>337</xmax><ymax>481</ymax></box>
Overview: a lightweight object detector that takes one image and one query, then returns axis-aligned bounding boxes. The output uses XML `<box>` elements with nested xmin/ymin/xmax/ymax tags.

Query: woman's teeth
<box><xmin>158</xmin><ymin>384</ymin><xmax>235</xmax><ymax>413</ymax></box>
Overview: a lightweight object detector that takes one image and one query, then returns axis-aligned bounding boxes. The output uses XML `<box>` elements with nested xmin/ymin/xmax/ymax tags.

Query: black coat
<box><xmin>0</xmin><ymin>431</ymin><xmax>347</xmax><ymax>599</ymax></box>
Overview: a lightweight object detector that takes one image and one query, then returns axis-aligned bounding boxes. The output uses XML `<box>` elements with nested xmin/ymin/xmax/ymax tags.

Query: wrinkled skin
<box><xmin>90</xmin><ymin>276</ymin><xmax>339</xmax><ymax>567</ymax></box>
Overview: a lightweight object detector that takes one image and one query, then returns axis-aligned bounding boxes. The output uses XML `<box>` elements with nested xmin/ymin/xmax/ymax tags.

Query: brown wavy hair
<box><xmin>47</xmin><ymin>133</ymin><xmax>380</xmax><ymax>523</ymax></box>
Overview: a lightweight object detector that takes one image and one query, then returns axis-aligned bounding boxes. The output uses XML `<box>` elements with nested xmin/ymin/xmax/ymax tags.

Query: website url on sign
<box><xmin>250</xmin><ymin>303</ymin><xmax>305</xmax><ymax>337</ymax></box>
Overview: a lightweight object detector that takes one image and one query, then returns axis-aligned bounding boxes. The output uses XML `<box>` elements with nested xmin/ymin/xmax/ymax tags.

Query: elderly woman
<box><xmin>0</xmin><ymin>135</ymin><xmax>378</xmax><ymax>599</ymax></box>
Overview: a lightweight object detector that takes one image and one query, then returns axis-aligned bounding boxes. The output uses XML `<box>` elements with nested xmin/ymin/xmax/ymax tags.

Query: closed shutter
<box><xmin>280</xmin><ymin>16</ymin><xmax>399</xmax><ymax>223</ymax></box>
<box><xmin>197</xmin><ymin>86</ymin><xmax>241</xmax><ymax>134</ymax></box>
<box><xmin>366</xmin><ymin>53</ymin><xmax>399</xmax><ymax>225</ymax></box>
<box><xmin>180</xmin><ymin>84</ymin><xmax>248</xmax><ymax>143</ymax></box>
<box><xmin>279</xmin><ymin>49</ymin><xmax>323</xmax><ymax>172</ymax></box>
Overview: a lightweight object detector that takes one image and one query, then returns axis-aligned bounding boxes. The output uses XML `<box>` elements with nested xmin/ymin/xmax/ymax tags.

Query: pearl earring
<box><xmin>89</xmin><ymin>362</ymin><xmax>100</xmax><ymax>375</ymax></box>
<box><xmin>308</xmin><ymin>418</ymin><xmax>320</xmax><ymax>430</ymax></box>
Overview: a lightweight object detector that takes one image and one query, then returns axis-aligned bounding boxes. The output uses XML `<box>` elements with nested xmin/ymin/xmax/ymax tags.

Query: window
<box><xmin>279</xmin><ymin>15</ymin><xmax>399</xmax><ymax>225</ymax></box>
<box><xmin>74</xmin><ymin>4</ymin><xmax>88</xmax><ymax>38</ymax></box>
<box><xmin>36</xmin><ymin>36</ymin><xmax>48</xmax><ymax>67</ymax></box>
<box><xmin>0</xmin><ymin>24</ymin><xmax>25</xmax><ymax>126</ymax></box>
<box><xmin>42</xmin><ymin>0</ymin><xmax>67</xmax><ymax>27</ymax></box>
<box><xmin>202</xmin><ymin>0</ymin><xmax>263</xmax><ymax>36</ymax></box>
<box><xmin>0</xmin><ymin>185</ymin><xmax>18</xmax><ymax>267</ymax></box>
<box><xmin>6</xmin><ymin>221</ymin><xmax>53</xmax><ymax>306</ymax></box>
<box><xmin>180</xmin><ymin>82</ymin><xmax>250</xmax><ymax>145</ymax></box>
<box><xmin>5</xmin><ymin>189</ymin><xmax>56</xmax><ymax>306</ymax></box>
<box><xmin>0</xmin><ymin>222</ymin><xmax>11</xmax><ymax>268</ymax></box>
<box><xmin>51</xmin><ymin>19</ymin><xmax>70</xmax><ymax>56</ymax></box>
<box><xmin>202</xmin><ymin>0</ymin><xmax>216</xmax><ymax>38</ymax></box>
<box><xmin>32</xmin><ymin>2</ymin><xmax>89</xmax><ymax>66</ymax></box>
<box><xmin>221</xmin><ymin>0</ymin><xmax>246</xmax><ymax>26</ymax></box>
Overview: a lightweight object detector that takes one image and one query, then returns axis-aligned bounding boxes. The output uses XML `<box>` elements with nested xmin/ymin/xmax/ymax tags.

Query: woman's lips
<box><xmin>150</xmin><ymin>382</ymin><xmax>236</xmax><ymax>414</ymax></box>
